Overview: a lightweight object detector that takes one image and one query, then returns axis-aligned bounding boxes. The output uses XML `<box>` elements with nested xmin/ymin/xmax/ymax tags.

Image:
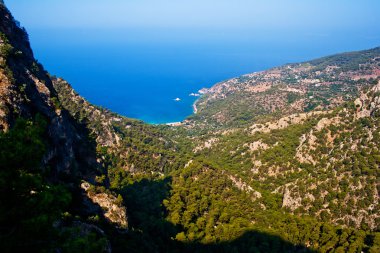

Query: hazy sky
<box><xmin>5</xmin><ymin>0</ymin><xmax>380</xmax><ymax>31</ymax></box>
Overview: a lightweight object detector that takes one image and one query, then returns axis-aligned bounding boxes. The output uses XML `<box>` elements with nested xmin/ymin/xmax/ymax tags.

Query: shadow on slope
<box><xmin>108</xmin><ymin>178</ymin><xmax>315</xmax><ymax>253</ymax></box>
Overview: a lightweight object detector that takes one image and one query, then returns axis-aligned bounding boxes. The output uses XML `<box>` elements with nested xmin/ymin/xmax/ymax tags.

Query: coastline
<box><xmin>164</xmin><ymin>96</ymin><xmax>200</xmax><ymax>126</ymax></box>
<box><xmin>166</xmin><ymin>99</ymin><xmax>199</xmax><ymax>126</ymax></box>
<box><xmin>192</xmin><ymin>88</ymin><xmax>206</xmax><ymax>114</ymax></box>
<box><xmin>146</xmin><ymin>88</ymin><xmax>206</xmax><ymax>125</ymax></box>
<box><xmin>193</xmin><ymin>102</ymin><xmax>198</xmax><ymax>114</ymax></box>
<box><xmin>166</xmin><ymin>122</ymin><xmax>182</xmax><ymax>126</ymax></box>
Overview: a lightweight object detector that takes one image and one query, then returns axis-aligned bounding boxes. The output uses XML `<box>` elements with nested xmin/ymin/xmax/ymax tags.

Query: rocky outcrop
<box><xmin>81</xmin><ymin>182</ymin><xmax>128</xmax><ymax>229</ymax></box>
<box><xmin>228</xmin><ymin>175</ymin><xmax>262</xmax><ymax>200</ymax></box>
<box><xmin>193</xmin><ymin>137</ymin><xmax>218</xmax><ymax>152</ymax></box>
<box><xmin>282</xmin><ymin>186</ymin><xmax>302</xmax><ymax>211</ymax></box>
<box><xmin>245</xmin><ymin>141</ymin><xmax>269</xmax><ymax>152</ymax></box>
<box><xmin>250</xmin><ymin>111</ymin><xmax>328</xmax><ymax>134</ymax></box>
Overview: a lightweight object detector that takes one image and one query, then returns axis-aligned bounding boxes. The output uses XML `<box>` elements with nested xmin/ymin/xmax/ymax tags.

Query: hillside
<box><xmin>0</xmin><ymin>2</ymin><xmax>379</xmax><ymax>253</ymax></box>
<box><xmin>51</xmin><ymin>50</ymin><xmax>380</xmax><ymax>252</ymax></box>
<box><xmin>0</xmin><ymin>4</ymin><xmax>124</xmax><ymax>252</ymax></box>
<box><xmin>191</xmin><ymin>47</ymin><xmax>380</xmax><ymax>128</ymax></box>
<box><xmin>177</xmin><ymin>47</ymin><xmax>380</xmax><ymax>231</ymax></box>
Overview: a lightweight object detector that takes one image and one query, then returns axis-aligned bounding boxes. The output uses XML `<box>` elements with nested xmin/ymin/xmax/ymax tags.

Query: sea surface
<box><xmin>26</xmin><ymin>27</ymin><xmax>380</xmax><ymax>124</ymax></box>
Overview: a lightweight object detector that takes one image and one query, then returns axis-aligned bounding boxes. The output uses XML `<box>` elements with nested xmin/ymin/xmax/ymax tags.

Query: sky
<box><xmin>5</xmin><ymin>0</ymin><xmax>380</xmax><ymax>32</ymax></box>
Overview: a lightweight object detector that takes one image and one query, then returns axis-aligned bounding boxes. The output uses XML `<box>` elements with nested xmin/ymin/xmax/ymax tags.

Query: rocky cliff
<box><xmin>0</xmin><ymin>4</ymin><xmax>99</xmax><ymax>178</ymax></box>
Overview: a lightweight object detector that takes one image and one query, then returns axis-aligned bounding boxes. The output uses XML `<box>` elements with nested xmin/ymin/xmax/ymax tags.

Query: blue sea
<box><xmin>27</xmin><ymin>27</ymin><xmax>380</xmax><ymax>124</ymax></box>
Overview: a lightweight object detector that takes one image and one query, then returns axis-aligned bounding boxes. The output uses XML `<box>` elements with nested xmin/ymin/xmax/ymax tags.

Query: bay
<box><xmin>26</xmin><ymin>27</ymin><xmax>380</xmax><ymax>123</ymax></box>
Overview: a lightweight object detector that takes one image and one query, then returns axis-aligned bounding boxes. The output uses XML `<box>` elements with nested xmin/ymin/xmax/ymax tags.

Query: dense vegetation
<box><xmin>308</xmin><ymin>47</ymin><xmax>380</xmax><ymax>72</ymax></box>
<box><xmin>51</xmin><ymin>76</ymin><xmax>380</xmax><ymax>252</ymax></box>
<box><xmin>100</xmin><ymin>162</ymin><xmax>379</xmax><ymax>253</ymax></box>
<box><xmin>0</xmin><ymin>116</ymin><xmax>109</xmax><ymax>252</ymax></box>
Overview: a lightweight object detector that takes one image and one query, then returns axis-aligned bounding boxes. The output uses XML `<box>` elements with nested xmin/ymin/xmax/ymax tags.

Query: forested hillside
<box><xmin>0</xmin><ymin>2</ymin><xmax>379</xmax><ymax>252</ymax></box>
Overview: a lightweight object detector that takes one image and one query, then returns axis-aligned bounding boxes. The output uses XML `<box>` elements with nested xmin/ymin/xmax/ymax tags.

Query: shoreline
<box><xmin>193</xmin><ymin>102</ymin><xmax>198</xmax><ymax>114</ymax></box>
<box><xmin>165</xmin><ymin>121</ymin><xmax>182</xmax><ymax>126</ymax></box>
<box><xmin>146</xmin><ymin>89</ymin><xmax>205</xmax><ymax>125</ymax></box>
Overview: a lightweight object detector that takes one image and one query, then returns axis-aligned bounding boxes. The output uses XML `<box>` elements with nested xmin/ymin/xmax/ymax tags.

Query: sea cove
<box><xmin>24</xmin><ymin>27</ymin><xmax>380</xmax><ymax>123</ymax></box>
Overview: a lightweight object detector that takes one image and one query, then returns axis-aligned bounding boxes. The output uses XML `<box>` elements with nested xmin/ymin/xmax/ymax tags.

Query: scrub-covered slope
<box><xmin>191</xmin><ymin>47</ymin><xmax>380</xmax><ymax>128</ymax></box>
<box><xmin>54</xmin><ymin>47</ymin><xmax>380</xmax><ymax>252</ymax></box>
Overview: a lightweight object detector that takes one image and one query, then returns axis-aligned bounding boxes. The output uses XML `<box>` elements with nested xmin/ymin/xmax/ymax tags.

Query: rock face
<box><xmin>0</xmin><ymin>4</ymin><xmax>98</xmax><ymax>177</ymax></box>
<box><xmin>282</xmin><ymin>186</ymin><xmax>302</xmax><ymax>211</ymax></box>
<box><xmin>228</xmin><ymin>175</ymin><xmax>262</xmax><ymax>200</ymax></box>
<box><xmin>0</xmin><ymin>4</ymin><xmax>132</xmax><ymax>237</ymax></box>
<box><xmin>52</xmin><ymin>78</ymin><xmax>122</xmax><ymax>148</ymax></box>
<box><xmin>81</xmin><ymin>182</ymin><xmax>128</xmax><ymax>229</ymax></box>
